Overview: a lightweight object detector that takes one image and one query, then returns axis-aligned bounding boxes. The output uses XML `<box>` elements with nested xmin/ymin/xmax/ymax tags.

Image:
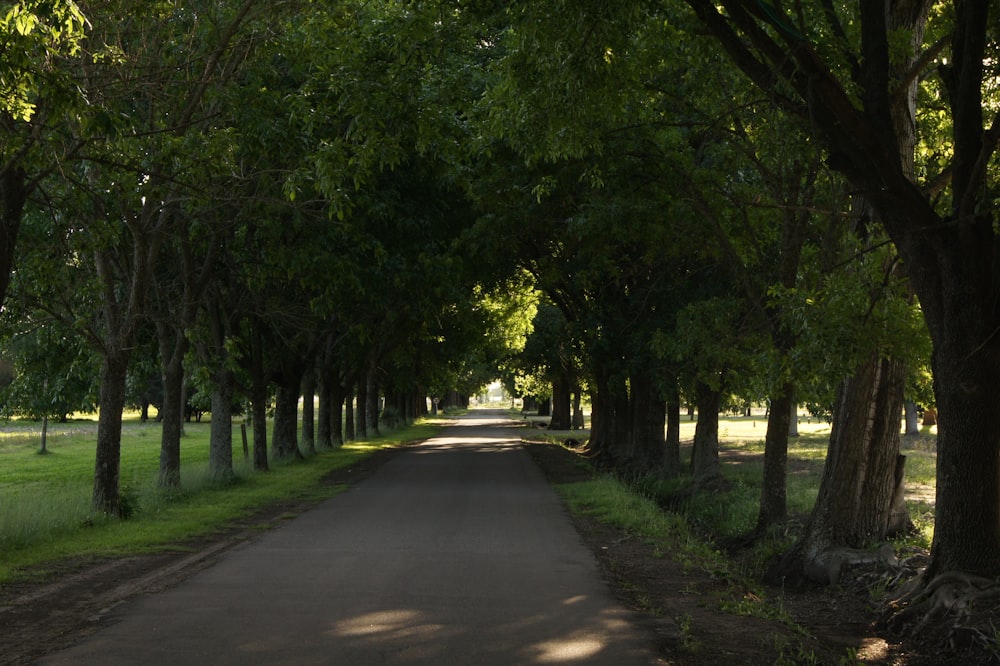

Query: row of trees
<box><xmin>1</xmin><ymin>0</ymin><xmax>996</xmax><ymax>630</ymax></box>
<box><xmin>0</xmin><ymin>2</ymin><xmax>532</xmax><ymax>512</ymax></box>
<box><xmin>479</xmin><ymin>0</ymin><xmax>998</xmax><ymax>628</ymax></box>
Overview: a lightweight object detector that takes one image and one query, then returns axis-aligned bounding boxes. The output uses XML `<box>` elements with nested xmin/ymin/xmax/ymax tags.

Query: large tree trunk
<box><xmin>93</xmin><ymin>351</ymin><xmax>130</xmax><ymax>516</ymax></box>
<box><xmin>690</xmin><ymin>381</ymin><xmax>722</xmax><ymax>486</ymax></box>
<box><xmin>926</xmin><ymin>333</ymin><xmax>1000</xmax><ymax>578</ymax></box>
<box><xmin>628</xmin><ymin>368</ymin><xmax>665</xmax><ymax>471</ymax></box>
<box><xmin>209</xmin><ymin>368</ymin><xmax>235</xmax><ymax>481</ymax></box>
<box><xmin>757</xmin><ymin>382</ymin><xmax>794</xmax><ymax>529</ymax></box>
<box><xmin>272</xmin><ymin>384</ymin><xmax>302</xmax><ymax>460</ymax></box>
<box><xmin>549</xmin><ymin>372</ymin><xmax>572</xmax><ymax>430</ymax></box>
<box><xmin>585</xmin><ymin>367</ymin><xmax>613</xmax><ymax>462</ymax></box>
<box><xmin>768</xmin><ymin>352</ymin><xmax>906</xmax><ymax>585</ymax></box>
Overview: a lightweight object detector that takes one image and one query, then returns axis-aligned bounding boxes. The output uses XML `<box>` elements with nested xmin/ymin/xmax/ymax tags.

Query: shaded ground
<box><xmin>0</xmin><ymin>436</ymin><xmax>984</xmax><ymax>665</ymax></box>
<box><xmin>524</xmin><ymin>440</ymin><xmax>994</xmax><ymax>666</ymax></box>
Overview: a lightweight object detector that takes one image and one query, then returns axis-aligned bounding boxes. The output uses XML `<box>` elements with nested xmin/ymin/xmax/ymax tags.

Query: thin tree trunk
<box><xmin>301</xmin><ymin>369</ymin><xmax>316</xmax><ymax>455</ymax></box>
<box><xmin>757</xmin><ymin>382</ymin><xmax>794</xmax><ymax>528</ymax></box>
<box><xmin>356</xmin><ymin>375</ymin><xmax>368</xmax><ymax>439</ymax></box>
<box><xmin>344</xmin><ymin>383</ymin><xmax>355</xmax><ymax>442</ymax></box>
<box><xmin>157</xmin><ymin>326</ymin><xmax>186</xmax><ymax>488</ymax></box>
<box><xmin>903</xmin><ymin>400</ymin><xmax>920</xmax><ymax>436</ymax></box>
<box><xmin>329</xmin><ymin>381</ymin><xmax>345</xmax><ymax>447</ymax></box>
<box><xmin>316</xmin><ymin>369</ymin><xmax>331</xmax><ymax>449</ymax></box>
<box><xmin>39</xmin><ymin>414</ymin><xmax>48</xmax><ymax>454</ymax></box>
<box><xmin>247</xmin><ymin>318</ymin><xmax>270</xmax><ymax>470</ymax></box>
<box><xmin>209</xmin><ymin>368</ymin><xmax>235</xmax><ymax>481</ymax></box>
<box><xmin>251</xmin><ymin>383</ymin><xmax>269</xmax><ymax>471</ymax></box>
<box><xmin>93</xmin><ymin>351</ymin><xmax>130</xmax><ymax>515</ymax></box>
<box><xmin>571</xmin><ymin>385</ymin><xmax>585</xmax><ymax>429</ymax></box>
<box><xmin>366</xmin><ymin>371</ymin><xmax>380</xmax><ymax>437</ymax></box>
<box><xmin>664</xmin><ymin>386</ymin><xmax>681</xmax><ymax>476</ymax></box>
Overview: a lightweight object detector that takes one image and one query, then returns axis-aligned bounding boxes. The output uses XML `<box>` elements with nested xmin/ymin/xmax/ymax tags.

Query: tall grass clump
<box><xmin>0</xmin><ymin>484</ymin><xmax>95</xmax><ymax>551</ymax></box>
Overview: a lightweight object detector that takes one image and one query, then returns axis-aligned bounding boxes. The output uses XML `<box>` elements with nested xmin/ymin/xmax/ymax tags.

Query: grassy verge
<box><xmin>531</xmin><ymin>413</ymin><xmax>938</xmax><ymax>578</ymax></box>
<box><xmin>0</xmin><ymin>417</ymin><xmax>442</xmax><ymax>583</ymax></box>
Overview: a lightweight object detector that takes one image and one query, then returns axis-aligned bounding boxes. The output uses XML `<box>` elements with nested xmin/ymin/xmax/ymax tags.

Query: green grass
<box><xmin>533</xmin><ymin>412</ymin><xmax>938</xmax><ymax>568</ymax></box>
<box><xmin>0</xmin><ymin>416</ymin><xmax>442</xmax><ymax>583</ymax></box>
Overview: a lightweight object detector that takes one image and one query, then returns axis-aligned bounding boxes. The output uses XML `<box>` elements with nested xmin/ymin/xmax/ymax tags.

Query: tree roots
<box><xmin>882</xmin><ymin>570</ymin><xmax>1000</xmax><ymax>660</ymax></box>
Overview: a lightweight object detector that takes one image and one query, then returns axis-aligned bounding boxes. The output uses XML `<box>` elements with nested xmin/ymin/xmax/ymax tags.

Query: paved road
<box><xmin>42</xmin><ymin>411</ymin><xmax>661</xmax><ymax>665</ymax></box>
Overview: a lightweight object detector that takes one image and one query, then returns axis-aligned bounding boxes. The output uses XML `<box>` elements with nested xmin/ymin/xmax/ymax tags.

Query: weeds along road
<box><xmin>40</xmin><ymin>410</ymin><xmax>662</xmax><ymax>665</ymax></box>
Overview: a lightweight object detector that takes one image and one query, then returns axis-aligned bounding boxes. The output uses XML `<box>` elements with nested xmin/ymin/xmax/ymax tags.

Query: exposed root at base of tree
<box><xmin>880</xmin><ymin>570</ymin><xmax>1000</xmax><ymax>660</ymax></box>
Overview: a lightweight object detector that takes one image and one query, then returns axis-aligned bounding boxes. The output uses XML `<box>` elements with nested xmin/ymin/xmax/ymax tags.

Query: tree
<box><xmin>683</xmin><ymin>0</ymin><xmax>1000</xmax><ymax>626</ymax></box>
<box><xmin>0</xmin><ymin>1</ymin><xmax>87</xmax><ymax>309</ymax></box>
<box><xmin>67</xmin><ymin>0</ymin><xmax>268</xmax><ymax>512</ymax></box>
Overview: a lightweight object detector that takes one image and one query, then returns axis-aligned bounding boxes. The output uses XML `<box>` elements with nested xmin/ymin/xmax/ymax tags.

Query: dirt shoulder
<box><xmin>522</xmin><ymin>440</ymin><xmax>988</xmax><ymax>666</ymax></box>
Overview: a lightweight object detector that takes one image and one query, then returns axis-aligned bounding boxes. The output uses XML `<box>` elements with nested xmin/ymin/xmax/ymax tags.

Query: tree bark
<box><xmin>344</xmin><ymin>384</ymin><xmax>355</xmax><ymax>442</ymax></box>
<box><xmin>549</xmin><ymin>372</ymin><xmax>572</xmax><ymax>430</ymax></box>
<box><xmin>301</xmin><ymin>368</ymin><xmax>316</xmax><ymax>455</ymax></box>
<box><xmin>365</xmin><ymin>370</ymin><xmax>380</xmax><ymax>437</ymax></box>
<box><xmin>272</xmin><ymin>384</ymin><xmax>302</xmax><ymax>460</ymax></box>
<box><xmin>571</xmin><ymin>384</ymin><xmax>585</xmax><ymax>429</ymax></box>
<box><xmin>927</xmin><ymin>337</ymin><xmax>1000</xmax><ymax>578</ymax></box>
<box><xmin>156</xmin><ymin>324</ymin><xmax>186</xmax><ymax>488</ymax></box>
<box><xmin>316</xmin><ymin>367</ymin><xmax>331</xmax><ymax>449</ymax></box>
<box><xmin>769</xmin><ymin>352</ymin><xmax>906</xmax><ymax>585</ymax></box>
<box><xmin>628</xmin><ymin>368</ymin><xmax>666</xmax><ymax>471</ymax></box>
<box><xmin>585</xmin><ymin>366</ymin><xmax>613</xmax><ymax>462</ymax></box>
<box><xmin>903</xmin><ymin>400</ymin><xmax>920</xmax><ymax>436</ymax></box>
<box><xmin>329</xmin><ymin>380</ymin><xmax>345</xmax><ymax>447</ymax></box>
<box><xmin>690</xmin><ymin>381</ymin><xmax>722</xmax><ymax>485</ymax></box>
<box><xmin>757</xmin><ymin>382</ymin><xmax>794</xmax><ymax>528</ymax></box>
<box><xmin>244</xmin><ymin>316</ymin><xmax>270</xmax><ymax>470</ymax></box>
<box><xmin>209</xmin><ymin>368</ymin><xmax>235</xmax><ymax>481</ymax></box>
<box><xmin>0</xmin><ymin>166</ymin><xmax>27</xmax><ymax>311</ymax></box>
<box><xmin>356</xmin><ymin>375</ymin><xmax>368</xmax><ymax>439</ymax></box>
<box><xmin>93</xmin><ymin>351</ymin><xmax>129</xmax><ymax>515</ymax></box>
<box><xmin>664</xmin><ymin>387</ymin><xmax>681</xmax><ymax>476</ymax></box>
<box><xmin>686</xmin><ymin>0</ymin><xmax>1000</xmax><ymax>590</ymax></box>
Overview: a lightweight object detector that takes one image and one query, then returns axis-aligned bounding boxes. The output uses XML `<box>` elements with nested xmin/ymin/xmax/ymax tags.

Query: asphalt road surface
<box><xmin>41</xmin><ymin>410</ymin><xmax>661</xmax><ymax>665</ymax></box>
